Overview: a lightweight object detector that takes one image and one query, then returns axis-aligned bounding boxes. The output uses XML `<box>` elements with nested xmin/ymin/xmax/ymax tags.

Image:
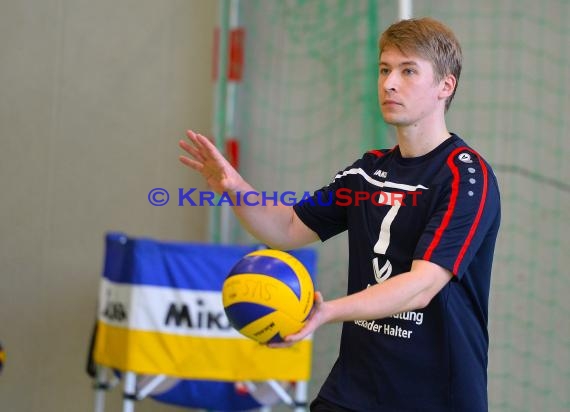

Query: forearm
<box><xmin>229</xmin><ymin>184</ymin><xmax>317</xmax><ymax>250</ymax></box>
<box><xmin>321</xmin><ymin>262</ymin><xmax>451</xmax><ymax>324</ymax></box>
<box><xmin>233</xmin><ymin>201</ymin><xmax>302</xmax><ymax>250</ymax></box>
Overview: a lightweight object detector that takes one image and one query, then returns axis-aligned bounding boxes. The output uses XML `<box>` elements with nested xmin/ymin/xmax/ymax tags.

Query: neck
<box><xmin>395</xmin><ymin>118</ymin><xmax>451</xmax><ymax>158</ymax></box>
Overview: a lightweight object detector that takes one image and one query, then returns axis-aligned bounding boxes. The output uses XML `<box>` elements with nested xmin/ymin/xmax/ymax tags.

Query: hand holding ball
<box><xmin>222</xmin><ymin>249</ymin><xmax>314</xmax><ymax>344</ymax></box>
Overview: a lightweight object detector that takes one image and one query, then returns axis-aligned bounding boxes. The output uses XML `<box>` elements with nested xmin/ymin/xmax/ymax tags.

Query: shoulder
<box><xmin>439</xmin><ymin>136</ymin><xmax>501</xmax><ymax>215</ymax></box>
<box><xmin>365</xmin><ymin>146</ymin><xmax>397</xmax><ymax>159</ymax></box>
<box><xmin>335</xmin><ymin>147</ymin><xmax>395</xmax><ymax>178</ymax></box>
<box><xmin>331</xmin><ymin>146</ymin><xmax>397</xmax><ymax>182</ymax></box>
<box><xmin>447</xmin><ymin>138</ymin><xmax>498</xmax><ymax>186</ymax></box>
<box><xmin>356</xmin><ymin>146</ymin><xmax>398</xmax><ymax>170</ymax></box>
<box><xmin>431</xmin><ymin>136</ymin><xmax>497</xmax><ymax>186</ymax></box>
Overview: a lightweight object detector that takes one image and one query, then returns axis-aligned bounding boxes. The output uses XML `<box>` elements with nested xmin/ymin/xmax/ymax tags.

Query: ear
<box><xmin>438</xmin><ymin>74</ymin><xmax>457</xmax><ymax>100</ymax></box>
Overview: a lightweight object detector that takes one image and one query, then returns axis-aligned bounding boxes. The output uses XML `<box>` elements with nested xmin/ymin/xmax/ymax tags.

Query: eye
<box><xmin>379</xmin><ymin>67</ymin><xmax>390</xmax><ymax>75</ymax></box>
<box><xmin>403</xmin><ymin>68</ymin><xmax>416</xmax><ymax>76</ymax></box>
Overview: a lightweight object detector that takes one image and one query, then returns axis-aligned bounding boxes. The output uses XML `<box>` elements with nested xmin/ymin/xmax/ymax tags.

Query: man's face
<box><xmin>378</xmin><ymin>47</ymin><xmax>445</xmax><ymax>127</ymax></box>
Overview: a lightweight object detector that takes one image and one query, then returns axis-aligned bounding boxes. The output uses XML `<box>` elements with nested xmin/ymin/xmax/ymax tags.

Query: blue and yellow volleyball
<box><xmin>222</xmin><ymin>249</ymin><xmax>314</xmax><ymax>344</ymax></box>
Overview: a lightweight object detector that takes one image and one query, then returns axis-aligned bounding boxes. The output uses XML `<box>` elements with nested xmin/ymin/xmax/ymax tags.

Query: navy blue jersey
<box><xmin>293</xmin><ymin>134</ymin><xmax>501</xmax><ymax>412</ymax></box>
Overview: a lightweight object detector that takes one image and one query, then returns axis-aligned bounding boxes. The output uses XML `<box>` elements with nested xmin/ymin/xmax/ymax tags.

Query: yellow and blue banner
<box><xmin>93</xmin><ymin>233</ymin><xmax>317</xmax><ymax>382</ymax></box>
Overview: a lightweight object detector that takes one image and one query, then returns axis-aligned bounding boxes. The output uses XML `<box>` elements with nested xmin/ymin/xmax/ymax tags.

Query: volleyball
<box><xmin>222</xmin><ymin>249</ymin><xmax>314</xmax><ymax>344</ymax></box>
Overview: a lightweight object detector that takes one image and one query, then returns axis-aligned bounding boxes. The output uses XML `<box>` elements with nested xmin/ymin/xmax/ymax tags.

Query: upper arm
<box><xmin>284</xmin><ymin>207</ymin><xmax>320</xmax><ymax>248</ymax></box>
<box><xmin>413</xmin><ymin>148</ymin><xmax>500</xmax><ymax>278</ymax></box>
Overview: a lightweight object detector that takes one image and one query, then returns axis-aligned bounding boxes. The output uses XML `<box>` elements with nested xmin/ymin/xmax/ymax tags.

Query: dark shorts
<box><xmin>310</xmin><ymin>396</ymin><xmax>353</xmax><ymax>412</ymax></box>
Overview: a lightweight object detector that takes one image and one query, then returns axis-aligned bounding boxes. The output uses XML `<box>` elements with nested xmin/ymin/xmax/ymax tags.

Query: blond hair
<box><xmin>379</xmin><ymin>17</ymin><xmax>462</xmax><ymax>111</ymax></box>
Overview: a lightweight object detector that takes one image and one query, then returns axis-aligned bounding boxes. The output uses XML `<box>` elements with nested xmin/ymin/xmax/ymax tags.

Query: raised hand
<box><xmin>180</xmin><ymin>130</ymin><xmax>316</xmax><ymax>251</ymax></box>
<box><xmin>179</xmin><ymin>130</ymin><xmax>247</xmax><ymax>195</ymax></box>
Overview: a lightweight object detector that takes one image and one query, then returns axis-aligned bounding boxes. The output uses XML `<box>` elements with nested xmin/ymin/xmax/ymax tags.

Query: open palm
<box><xmin>179</xmin><ymin>130</ymin><xmax>245</xmax><ymax>195</ymax></box>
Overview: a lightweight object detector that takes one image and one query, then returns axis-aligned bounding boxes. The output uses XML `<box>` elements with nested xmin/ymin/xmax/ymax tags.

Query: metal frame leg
<box><xmin>294</xmin><ymin>381</ymin><xmax>308</xmax><ymax>412</ymax></box>
<box><xmin>122</xmin><ymin>372</ymin><xmax>137</xmax><ymax>412</ymax></box>
<box><xmin>94</xmin><ymin>366</ymin><xmax>107</xmax><ymax>412</ymax></box>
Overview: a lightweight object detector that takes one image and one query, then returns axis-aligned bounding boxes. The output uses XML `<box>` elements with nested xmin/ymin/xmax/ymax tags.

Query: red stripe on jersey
<box><xmin>452</xmin><ymin>151</ymin><xmax>488</xmax><ymax>274</ymax></box>
<box><xmin>367</xmin><ymin>146</ymin><xmax>397</xmax><ymax>158</ymax></box>
<box><xmin>367</xmin><ymin>149</ymin><xmax>385</xmax><ymax>157</ymax></box>
<box><xmin>423</xmin><ymin>147</ymin><xmax>490</xmax><ymax>275</ymax></box>
<box><xmin>422</xmin><ymin>148</ymin><xmax>462</xmax><ymax>266</ymax></box>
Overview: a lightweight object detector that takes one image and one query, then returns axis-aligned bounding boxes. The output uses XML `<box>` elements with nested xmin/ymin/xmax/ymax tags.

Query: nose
<box><xmin>381</xmin><ymin>72</ymin><xmax>398</xmax><ymax>93</ymax></box>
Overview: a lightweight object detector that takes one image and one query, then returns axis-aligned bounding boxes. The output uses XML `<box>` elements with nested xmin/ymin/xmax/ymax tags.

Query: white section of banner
<box><xmin>97</xmin><ymin>278</ymin><xmax>243</xmax><ymax>338</ymax></box>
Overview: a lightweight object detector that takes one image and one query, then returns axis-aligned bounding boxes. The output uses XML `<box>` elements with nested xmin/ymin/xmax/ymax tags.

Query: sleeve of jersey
<box><xmin>292</xmin><ymin>159</ymin><xmax>362</xmax><ymax>242</ymax></box>
<box><xmin>413</xmin><ymin>148</ymin><xmax>500</xmax><ymax>278</ymax></box>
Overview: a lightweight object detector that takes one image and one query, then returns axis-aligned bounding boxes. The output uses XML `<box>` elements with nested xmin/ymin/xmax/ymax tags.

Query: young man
<box><xmin>179</xmin><ymin>18</ymin><xmax>500</xmax><ymax>412</ymax></box>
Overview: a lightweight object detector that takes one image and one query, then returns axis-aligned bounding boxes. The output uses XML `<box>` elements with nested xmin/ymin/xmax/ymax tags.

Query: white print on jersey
<box><xmin>354</xmin><ymin>319</ymin><xmax>413</xmax><ymax>339</ymax></box>
<box><xmin>334</xmin><ymin>168</ymin><xmax>428</xmax><ymax>192</ymax></box>
<box><xmin>372</xmin><ymin>188</ymin><xmax>405</xmax><ymax>284</ymax></box>
<box><xmin>355</xmin><ymin>309</ymin><xmax>425</xmax><ymax>339</ymax></box>
<box><xmin>373</xmin><ymin>259</ymin><xmax>392</xmax><ymax>283</ymax></box>
<box><xmin>458</xmin><ymin>152</ymin><xmax>473</xmax><ymax>163</ymax></box>
<box><xmin>333</xmin><ymin>167</ymin><xmax>428</xmax><ymax>288</ymax></box>
<box><xmin>374</xmin><ymin>169</ymin><xmax>388</xmax><ymax>178</ymax></box>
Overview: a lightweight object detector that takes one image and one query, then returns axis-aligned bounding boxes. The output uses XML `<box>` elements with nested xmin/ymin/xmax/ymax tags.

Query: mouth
<box><xmin>382</xmin><ymin>100</ymin><xmax>402</xmax><ymax>106</ymax></box>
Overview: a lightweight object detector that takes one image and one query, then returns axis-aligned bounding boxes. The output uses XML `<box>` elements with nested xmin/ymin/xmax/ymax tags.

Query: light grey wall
<box><xmin>0</xmin><ymin>0</ymin><xmax>216</xmax><ymax>411</ymax></box>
